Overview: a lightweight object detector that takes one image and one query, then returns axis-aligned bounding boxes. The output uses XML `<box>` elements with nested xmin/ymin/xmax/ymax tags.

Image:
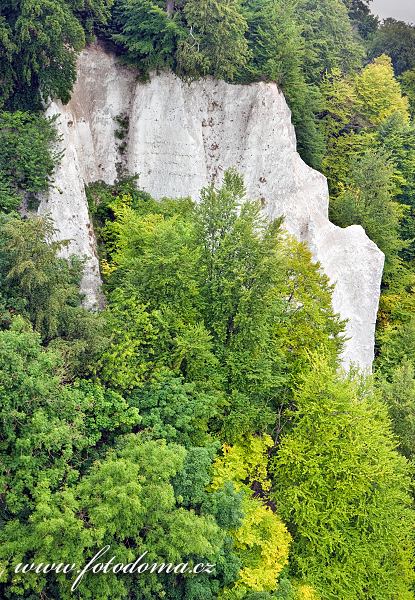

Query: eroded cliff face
<box><xmin>39</xmin><ymin>43</ymin><xmax>384</xmax><ymax>369</ymax></box>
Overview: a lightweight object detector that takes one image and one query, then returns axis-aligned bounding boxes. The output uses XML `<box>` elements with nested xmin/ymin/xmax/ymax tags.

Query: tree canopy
<box><xmin>2</xmin><ymin>1</ymin><xmax>415</xmax><ymax>598</ymax></box>
<box><xmin>0</xmin><ymin>0</ymin><xmax>113</xmax><ymax>109</ymax></box>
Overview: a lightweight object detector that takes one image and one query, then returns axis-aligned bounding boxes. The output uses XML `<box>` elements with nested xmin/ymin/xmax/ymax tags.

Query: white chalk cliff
<box><xmin>39</xmin><ymin>43</ymin><xmax>384</xmax><ymax>369</ymax></box>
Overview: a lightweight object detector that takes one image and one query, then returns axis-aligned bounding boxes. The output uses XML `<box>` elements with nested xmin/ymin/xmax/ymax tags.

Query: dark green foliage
<box><xmin>379</xmin><ymin>360</ymin><xmax>415</xmax><ymax>461</ymax></box>
<box><xmin>295</xmin><ymin>0</ymin><xmax>364</xmax><ymax>83</ymax></box>
<box><xmin>274</xmin><ymin>578</ymin><xmax>296</xmax><ymax>599</ymax></box>
<box><xmin>0</xmin><ymin>0</ymin><xmax>112</xmax><ymax>109</ymax></box>
<box><xmin>0</xmin><ymin>111</ymin><xmax>61</xmax><ymax>211</ymax></box>
<box><xmin>401</xmin><ymin>68</ymin><xmax>415</xmax><ymax>119</ymax></box>
<box><xmin>369</xmin><ymin>19</ymin><xmax>415</xmax><ymax>76</ymax></box>
<box><xmin>240</xmin><ymin>0</ymin><xmax>324</xmax><ymax>167</ymax></box>
<box><xmin>0</xmin><ymin>17</ymin><xmax>15</xmax><ymax>110</ymax></box>
<box><xmin>377</xmin><ymin>115</ymin><xmax>415</xmax><ymax>261</ymax></box>
<box><xmin>131</xmin><ymin>376</ymin><xmax>221</xmax><ymax>446</ymax></box>
<box><xmin>111</xmin><ymin>0</ymin><xmax>250</xmax><ymax>80</ymax></box>
<box><xmin>0</xmin><ymin>318</ymin><xmax>139</xmax><ymax>519</ymax></box>
<box><xmin>329</xmin><ymin>149</ymin><xmax>405</xmax><ymax>276</ymax></box>
<box><xmin>111</xmin><ymin>0</ymin><xmax>184</xmax><ymax>72</ymax></box>
<box><xmin>72</xmin><ymin>0</ymin><xmax>114</xmax><ymax>36</ymax></box>
<box><xmin>289</xmin><ymin>85</ymin><xmax>325</xmax><ymax>169</ymax></box>
<box><xmin>0</xmin><ymin>215</ymin><xmax>108</xmax><ymax>379</ymax></box>
<box><xmin>0</xmin><ymin>173</ymin><xmax>20</xmax><ymax>213</ymax></box>
<box><xmin>177</xmin><ymin>0</ymin><xmax>250</xmax><ymax>80</ymax></box>
<box><xmin>345</xmin><ymin>0</ymin><xmax>378</xmax><ymax>39</ymax></box>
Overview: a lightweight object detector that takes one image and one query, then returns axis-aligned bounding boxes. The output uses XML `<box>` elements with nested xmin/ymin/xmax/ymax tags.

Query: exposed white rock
<box><xmin>41</xmin><ymin>43</ymin><xmax>384</xmax><ymax>368</ymax></box>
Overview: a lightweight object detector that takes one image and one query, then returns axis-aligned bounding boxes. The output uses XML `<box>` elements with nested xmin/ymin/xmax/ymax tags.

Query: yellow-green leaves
<box><xmin>354</xmin><ymin>55</ymin><xmax>410</xmax><ymax>126</ymax></box>
<box><xmin>211</xmin><ymin>435</ymin><xmax>291</xmax><ymax>598</ymax></box>
<box><xmin>271</xmin><ymin>357</ymin><xmax>414</xmax><ymax>600</ymax></box>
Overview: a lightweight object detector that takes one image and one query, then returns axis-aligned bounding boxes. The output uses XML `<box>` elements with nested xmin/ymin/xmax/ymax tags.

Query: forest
<box><xmin>1</xmin><ymin>0</ymin><xmax>415</xmax><ymax>598</ymax></box>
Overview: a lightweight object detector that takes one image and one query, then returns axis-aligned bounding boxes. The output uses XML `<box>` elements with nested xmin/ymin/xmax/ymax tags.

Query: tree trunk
<box><xmin>166</xmin><ymin>0</ymin><xmax>174</xmax><ymax>16</ymax></box>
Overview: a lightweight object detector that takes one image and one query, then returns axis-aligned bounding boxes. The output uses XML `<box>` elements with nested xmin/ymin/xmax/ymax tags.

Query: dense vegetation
<box><xmin>1</xmin><ymin>0</ymin><xmax>415</xmax><ymax>599</ymax></box>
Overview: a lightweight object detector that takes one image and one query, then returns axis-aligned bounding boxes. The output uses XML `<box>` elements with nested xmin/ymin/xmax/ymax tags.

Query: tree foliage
<box><xmin>177</xmin><ymin>0</ymin><xmax>250</xmax><ymax>80</ymax></box>
<box><xmin>0</xmin><ymin>318</ymin><xmax>139</xmax><ymax>522</ymax></box>
<box><xmin>379</xmin><ymin>360</ymin><xmax>415</xmax><ymax>462</ymax></box>
<box><xmin>345</xmin><ymin>0</ymin><xmax>378</xmax><ymax>39</ymax></box>
<box><xmin>271</xmin><ymin>357</ymin><xmax>414</xmax><ymax>600</ymax></box>
<box><xmin>0</xmin><ymin>111</ymin><xmax>61</xmax><ymax>211</ymax></box>
<box><xmin>320</xmin><ymin>55</ymin><xmax>413</xmax><ymax>290</ymax></box>
<box><xmin>369</xmin><ymin>18</ymin><xmax>415</xmax><ymax>76</ymax></box>
<box><xmin>0</xmin><ymin>215</ymin><xmax>108</xmax><ymax>378</ymax></box>
<box><xmin>0</xmin><ymin>434</ymin><xmax>231</xmax><ymax>599</ymax></box>
<box><xmin>211</xmin><ymin>436</ymin><xmax>292</xmax><ymax>598</ymax></box>
<box><xmin>2</xmin><ymin>0</ymin><xmax>415</xmax><ymax>596</ymax></box>
<box><xmin>111</xmin><ymin>0</ymin><xmax>184</xmax><ymax>72</ymax></box>
<box><xmin>97</xmin><ymin>172</ymin><xmax>343</xmax><ymax>445</ymax></box>
<box><xmin>295</xmin><ymin>0</ymin><xmax>364</xmax><ymax>84</ymax></box>
<box><xmin>329</xmin><ymin>149</ymin><xmax>404</xmax><ymax>276</ymax></box>
<box><xmin>354</xmin><ymin>55</ymin><xmax>410</xmax><ymax>126</ymax></box>
<box><xmin>0</xmin><ymin>0</ymin><xmax>113</xmax><ymax>108</ymax></box>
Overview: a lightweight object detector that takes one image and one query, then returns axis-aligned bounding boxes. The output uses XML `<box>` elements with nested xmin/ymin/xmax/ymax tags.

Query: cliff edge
<box><xmin>40</xmin><ymin>43</ymin><xmax>384</xmax><ymax>369</ymax></box>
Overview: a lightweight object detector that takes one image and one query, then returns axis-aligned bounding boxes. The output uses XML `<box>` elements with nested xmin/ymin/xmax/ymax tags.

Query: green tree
<box><xmin>320</xmin><ymin>56</ymin><xmax>410</xmax><ymax>139</ymax></box>
<box><xmin>329</xmin><ymin>149</ymin><xmax>405</xmax><ymax>276</ymax></box>
<box><xmin>104</xmin><ymin>200</ymin><xmax>201</xmax><ymax>321</ymax></box>
<box><xmin>369</xmin><ymin>18</ymin><xmax>415</xmax><ymax>76</ymax></box>
<box><xmin>99</xmin><ymin>173</ymin><xmax>343</xmax><ymax>440</ymax></box>
<box><xmin>0</xmin><ymin>317</ymin><xmax>139</xmax><ymax>520</ymax></box>
<box><xmin>111</xmin><ymin>0</ymin><xmax>250</xmax><ymax>80</ymax></box>
<box><xmin>376</xmin><ymin>317</ymin><xmax>415</xmax><ymax>374</ymax></box>
<box><xmin>176</xmin><ymin>0</ymin><xmax>250</xmax><ymax>80</ymax></box>
<box><xmin>131</xmin><ymin>375</ymin><xmax>221</xmax><ymax>447</ymax></box>
<box><xmin>211</xmin><ymin>435</ymin><xmax>292</xmax><ymax>599</ymax></box>
<box><xmin>377</xmin><ymin>114</ymin><xmax>415</xmax><ymax>261</ymax></box>
<box><xmin>379</xmin><ymin>360</ymin><xmax>415</xmax><ymax>462</ymax></box>
<box><xmin>0</xmin><ymin>17</ymin><xmax>15</xmax><ymax>109</ymax></box>
<box><xmin>271</xmin><ymin>357</ymin><xmax>414</xmax><ymax>600</ymax></box>
<box><xmin>111</xmin><ymin>0</ymin><xmax>184</xmax><ymax>72</ymax></box>
<box><xmin>0</xmin><ymin>215</ymin><xmax>108</xmax><ymax>378</ymax></box>
<box><xmin>98</xmin><ymin>190</ymin><xmax>221</xmax><ymax>392</ymax></box>
<box><xmin>0</xmin><ymin>216</ymin><xmax>81</xmax><ymax>337</ymax></box>
<box><xmin>295</xmin><ymin>0</ymin><xmax>364</xmax><ymax>84</ymax></box>
<box><xmin>195</xmin><ymin>171</ymin><xmax>344</xmax><ymax>411</ymax></box>
<box><xmin>0</xmin><ymin>320</ymin><xmax>244</xmax><ymax>599</ymax></box>
<box><xmin>401</xmin><ymin>68</ymin><xmax>415</xmax><ymax>118</ymax></box>
<box><xmin>345</xmin><ymin>0</ymin><xmax>378</xmax><ymax>39</ymax></box>
<box><xmin>319</xmin><ymin>57</ymin><xmax>411</xmax><ymax>198</ymax></box>
<box><xmin>0</xmin><ymin>431</ymin><xmax>248</xmax><ymax>600</ymax></box>
<box><xmin>240</xmin><ymin>0</ymin><xmax>324</xmax><ymax>168</ymax></box>
<box><xmin>1</xmin><ymin>0</ymin><xmax>112</xmax><ymax>108</ymax></box>
<box><xmin>0</xmin><ymin>436</ymin><xmax>223</xmax><ymax>598</ymax></box>
<box><xmin>0</xmin><ymin>111</ymin><xmax>61</xmax><ymax>212</ymax></box>
<box><xmin>241</xmin><ymin>0</ymin><xmax>303</xmax><ymax>87</ymax></box>
<box><xmin>354</xmin><ymin>55</ymin><xmax>410</xmax><ymax>126</ymax></box>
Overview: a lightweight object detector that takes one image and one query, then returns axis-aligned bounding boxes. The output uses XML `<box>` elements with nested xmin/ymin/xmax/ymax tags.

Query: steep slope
<box><xmin>39</xmin><ymin>43</ymin><xmax>384</xmax><ymax>369</ymax></box>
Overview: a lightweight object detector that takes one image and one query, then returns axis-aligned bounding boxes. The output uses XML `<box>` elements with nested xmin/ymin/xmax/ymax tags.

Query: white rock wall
<box><xmin>40</xmin><ymin>43</ymin><xmax>384</xmax><ymax>368</ymax></box>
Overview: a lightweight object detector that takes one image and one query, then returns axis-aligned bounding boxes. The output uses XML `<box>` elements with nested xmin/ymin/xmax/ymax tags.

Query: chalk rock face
<box><xmin>41</xmin><ymin>43</ymin><xmax>384</xmax><ymax>368</ymax></box>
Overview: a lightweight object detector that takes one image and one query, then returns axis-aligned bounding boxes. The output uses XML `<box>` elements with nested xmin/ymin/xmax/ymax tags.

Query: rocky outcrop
<box><xmin>40</xmin><ymin>43</ymin><xmax>384</xmax><ymax>369</ymax></box>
